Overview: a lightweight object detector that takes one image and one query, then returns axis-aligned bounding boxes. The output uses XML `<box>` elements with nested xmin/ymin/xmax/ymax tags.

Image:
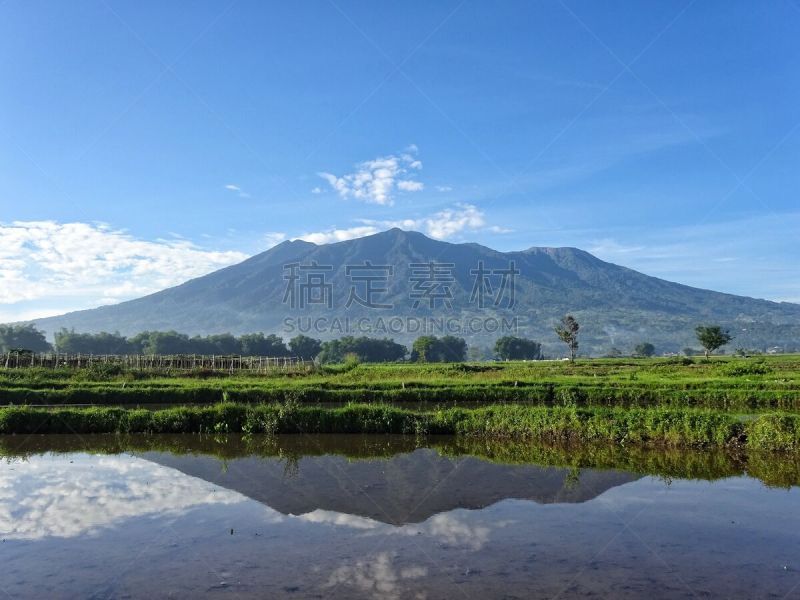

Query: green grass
<box><xmin>1</xmin><ymin>402</ymin><xmax>798</xmax><ymax>450</ymax></box>
<box><xmin>1</xmin><ymin>355</ymin><xmax>799</xmax><ymax>410</ymax></box>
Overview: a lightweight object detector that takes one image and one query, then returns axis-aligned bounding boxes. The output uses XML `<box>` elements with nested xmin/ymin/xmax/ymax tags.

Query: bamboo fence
<box><xmin>1</xmin><ymin>352</ymin><xmax>313</xmax><ymax>373</ymax></box>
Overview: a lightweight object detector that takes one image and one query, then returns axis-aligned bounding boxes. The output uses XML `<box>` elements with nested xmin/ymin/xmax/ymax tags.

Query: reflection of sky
<box><xmin>2</xmin><ymin>454</ymin><xmax>800</xmax><ymax>599</ymax></box>
<box><xmin>0</xmin><ymin>454</ymin><xmax>246</xmax><ymax>540</ymax></box>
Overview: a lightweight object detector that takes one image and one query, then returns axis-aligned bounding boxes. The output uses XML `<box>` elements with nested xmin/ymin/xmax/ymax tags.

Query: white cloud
<box><xmin>435</xmin><ymin>185</ymin><xmax>453</xmax><ymax>192</ymax></box>
<box><xmin>224</xmin><ymin>183</ymin><xmax>251</xmax><ymax>199</ymax></box>
<box><xmin>298</xmin><ymin>203</ymin><xmax>509</xmax><ymax>244</ymax></box>
<box><xmin>397</xmin><ymin>180</ymin><xmax>424</xmax><ymax>192</ymax></box>
<box><xmin>295</xmin><ymin>226</ymin><xmax>380</xmax><ymax>245</ymax></box>
<box><xmin>318</xmin><ymin>149</ymin><xmax>424</xmax><ymax>206</ymax></box>
<box><xmin>421</xmin><ymin>204</ymin><xmax>486</xmax><ymax>239</ymax></box>
<box><xmin>311</xmin><ymin>186</ymin><xmax>323</xmax><ymax>194</ymax></box>
<box><xmin>0</xmin><ymin>221</ymin><xmax>247</xmax><ymax>322</ymax></box>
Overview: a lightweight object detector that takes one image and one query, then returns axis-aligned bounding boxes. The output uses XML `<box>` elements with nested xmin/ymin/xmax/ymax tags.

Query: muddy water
<box><xmin>0</xmin><ymin>434</ymin><xmax>798</xmax><ymax>599</ymax></box>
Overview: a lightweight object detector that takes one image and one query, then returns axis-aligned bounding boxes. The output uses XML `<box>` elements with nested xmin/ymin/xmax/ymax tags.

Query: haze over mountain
<box><xmin>28</xmin><ymin>228</ymin><xmax>800</xmax><ymax>355</ymax></box>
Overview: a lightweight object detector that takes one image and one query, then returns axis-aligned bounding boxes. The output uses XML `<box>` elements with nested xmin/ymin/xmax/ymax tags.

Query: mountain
<box><xmin>28</xmin><ymin>228</ymin><xmax>800</xmax><ymax>354</ymax></box>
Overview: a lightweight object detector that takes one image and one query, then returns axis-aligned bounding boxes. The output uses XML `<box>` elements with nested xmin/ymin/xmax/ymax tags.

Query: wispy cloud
<box><xmin>0</xmin><ymin>221</ymin><xmax>247</xmax><ymax>322</ymax></box>
<box><xmin>585</xmin><ymin>212</ymin><xmax>800</xmax><ymax>302</ymax></box>
<box><xmin>318</xmin><ymin>147</ymin><xmax>424</xmax><ymax>206</ymax></box>
<box><xmin>264</xmin><ymin>232</ymin><xmax>287</xmax><ymax>247</ymax></box>
<box><xmin>224</xmin><ymin>184</ymin><xmax>251</xmax><ymax>199</ymax></box>
<box><xmin>295</xmin><ymin>203</ymin><xmax>509</xmax><ymax>244</ymax></box>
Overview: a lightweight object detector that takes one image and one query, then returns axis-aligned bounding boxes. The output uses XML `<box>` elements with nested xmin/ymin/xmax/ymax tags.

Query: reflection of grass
<box><xmin>0</xmin><ymin>402</ymin><xmax>798</xmax><ymax>450</ymax></box>
<box><xmin>1</xmin><ymin>432</ymin><xmax>797</xmax><ymax>488</ymax></box>
<box><xmin>2</xmin><ymin>355</ymin><xmax>800</xmax><ymax>410</ymax></box>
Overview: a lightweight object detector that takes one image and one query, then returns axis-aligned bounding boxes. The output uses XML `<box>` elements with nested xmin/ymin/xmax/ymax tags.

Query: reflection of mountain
<box><xmin>146</xmin><ymin>448</ymin><xmax>638</xmax><ymax>525</ymax></box>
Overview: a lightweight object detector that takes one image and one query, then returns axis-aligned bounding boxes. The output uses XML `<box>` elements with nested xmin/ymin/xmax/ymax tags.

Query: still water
<box><xmin>1</xmin><ymin>434</ymin><xmax>798</xmax><ymax>599</ymax></box>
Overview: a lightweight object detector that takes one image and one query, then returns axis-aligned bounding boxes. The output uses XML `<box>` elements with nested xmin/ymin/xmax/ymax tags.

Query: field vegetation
<box><xmin>1</xmin><ymin>355</ymin><xmax>799</xmax><ymax>449</ymax></box>
<box><xmin>1</xmin><ymin>355</ymin><xmax>799</xmax><ymax>410</ymax></box>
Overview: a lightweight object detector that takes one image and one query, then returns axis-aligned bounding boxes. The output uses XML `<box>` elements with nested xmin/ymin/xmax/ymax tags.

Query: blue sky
<box><xmin>1</xmin><ymin>0</ymin><xmax>799</xmax><ymax>321</ymax></box>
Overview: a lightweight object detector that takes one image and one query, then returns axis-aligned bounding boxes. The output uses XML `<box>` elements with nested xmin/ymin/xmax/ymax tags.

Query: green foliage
<box><xmin>494</xmin><ymin>336</ymin><xmax>543</xmax><ymax>360</ymax></box>
<box><xmin>318</xmin><ymin>336</ymin><xmax>406</xmax><ymax>364</ymax></box>
<box><xmin>0</xmin><ymin>324</ymin><xmax>51</xmax><ymax>353</ymax></box>
<box><xmin>554</xmin><ymin>315</ymin><xmax>580</xmax><ymax>361</ymax></box>
<box><xmin>3</xmin><ymin>354</ymin><xmax>800</xmax><ymax>411</ymax></box>
<box><xmin>52</xmin><ymin>329</ymin><xmax>299</xmax><ymax>356</ymax></box>
<box><xmin>723</xmin><ymin>360</ymin><xmax>772</xmax><ymax>377</ymax></box>
<box><xmin>288</xmin><ymin>335</ymin><xmax>322</xmax><ymax>360</ymax></box>
<box><xmin>0</xmin><ymin>403</ymin><xmax>797</xmax><ymax>450</ymax></box>
<box><xmin>695</xmin><ymin>325</ymin><xmax>733</xmax><ymax>358</ymax></box>
<box><xmin>55</xmin><ymin>329</ymin><xmax>134</xmax><ymax>354</ymax></box>
<box><xmin>633</xmin><ymin>342</ymin><xmax>655</xmax><ymax>358</ymax></box>
<box><xmin>410</xmin><ymin>335</ymin><xmax>467</xmax><ymax>362</ymax></box>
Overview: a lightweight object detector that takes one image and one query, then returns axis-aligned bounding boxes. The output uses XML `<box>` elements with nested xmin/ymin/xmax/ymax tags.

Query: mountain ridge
<box><xmin>24</xmin><ymin>228</ymin><xmax>800</xmax><ymax>354</ymax></box>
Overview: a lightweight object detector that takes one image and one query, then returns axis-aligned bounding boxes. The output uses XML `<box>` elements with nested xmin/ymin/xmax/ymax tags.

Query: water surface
<box><xmin>1</xmin><ymin>434</ymin><xmax>798</xmax><ymax>599</ymax></box>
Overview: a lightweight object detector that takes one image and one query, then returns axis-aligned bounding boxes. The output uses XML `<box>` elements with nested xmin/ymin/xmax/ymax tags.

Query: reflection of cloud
<box><xmin>300</xmin><ymin>508</ymin><xmax>495</xmax><ymax>551</ymax></box>
<box><xmin>301</xmin><ymin>510</ymin><xmax>379</xmax><ymax>530</ymax></box>
<box><xmin>424</xmin><ymin>513</ymin><xmax>490</xmax><ymax>551</ymax></box>
<box><xmin>324</xmin><ymin>552</ymin><xmax>426</xmax><ymax>600</ymax></box>
<box><xmin>0</xmin><ymin>454</ymin><xmax>246</xmax><ymax>540</ymax></box>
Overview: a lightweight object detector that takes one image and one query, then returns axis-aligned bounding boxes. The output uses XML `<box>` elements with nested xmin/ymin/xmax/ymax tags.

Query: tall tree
<box><xmin>554</xmin><ymin>315</ymin><xmax>580</xmax><ymax>361</ymax></box>
<box><xmin>0</xmin><ymin>324</ymin><xmax>51</xmax><ymax>353</ymax></box>
<box><xmin>695</xmin><ymin>325</ymin><xmax>733</xmax><ymax>359</ymax></box>
<box><xmin>411</xmin><ymin>336</ymin><xmax>437</xmax><ymax>362</ymax></box>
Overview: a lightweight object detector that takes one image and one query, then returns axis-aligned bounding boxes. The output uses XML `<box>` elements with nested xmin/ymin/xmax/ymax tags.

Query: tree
<box><xmin>410</xmin><ymin>335</ymin><xmax>467</xmax><ymax>362</ymax></box>
<box><xmin>289</xmin><ymin>335</ymin><xmax>322</xmax><ymax>361</ymax></box>
<box><xmin>604</xmin><ymin>347</ymin><xmax>623</xmax><ymax>358</ymax></box>
<box><xmin>239</xmin><ymin>333</ymin><xmax>289</xmax><ymax>356</ymax></box>
<box><xmin>54</xmin><ymin>329</ymin><xmax>133</xmax><ymax>354</ymax></box>
<box><xmin>695</xmin><ymin>325</ymin><xmax>733</xmax><ymax>359</ymax></box>
<box><xmin>494</xmin><ymin>336</ymin><xmax>543</xmax><ymax>360</ymax></box>
<box><xmin>633</xmin><ymin>342</ymin><xmax>655</xmax><ymax>358</ymax></box>
<box><xmin>554</xmin><ymin>315</ymin><xmax>580</xmax><ymax>361</ymax></box>
<box><xmin>318</xmin><ymin>336</ymin><xmax>406</xmax><ymax>364</ymax></box>
<box><xmin>411</xmin><ymin>336</ymin><xmax>437</xmax><ymax>362</ymax></box>
<box><xmin>438</xmin><ymin>335</ymin><xmax>467</xmax><ymax>362</ymax></box>
<box><xmin>0</xmin><ymin>324</ymin><xmax>51</xmax><ymax>353</ymax></box>
<box><xmin>130</xmin><ymin>330</ymin><xmax>192</xmax><ymax>354</ymax></box>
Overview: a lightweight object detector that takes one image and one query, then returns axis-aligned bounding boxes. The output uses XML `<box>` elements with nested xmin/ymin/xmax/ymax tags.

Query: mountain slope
<box><xmin>28</xmin><ymin>228</ymin><xmax>800</xmax><ymax>354</ymax></box>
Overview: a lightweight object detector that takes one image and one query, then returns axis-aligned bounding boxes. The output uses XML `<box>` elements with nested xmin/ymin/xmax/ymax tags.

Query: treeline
<box><xmin>2</xmin><ymin>324</ymin><xmax>549</xmax><ymax>364</ymax></box>
<box><xmin>52</xmin><ymin>330</ymin><xmax>324</xmax><ymax>360</ymax></box>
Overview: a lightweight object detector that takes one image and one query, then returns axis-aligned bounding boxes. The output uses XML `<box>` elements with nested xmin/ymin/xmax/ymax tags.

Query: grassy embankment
<box><xmin>0</xmin><ymin>401</ymin><xmax>798</xmax><ymax>450</ymax></box>
<box><xmin>0</xmin><ymin>356</ymin><xmax>798</xmax><ymax>449</ymax></box>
